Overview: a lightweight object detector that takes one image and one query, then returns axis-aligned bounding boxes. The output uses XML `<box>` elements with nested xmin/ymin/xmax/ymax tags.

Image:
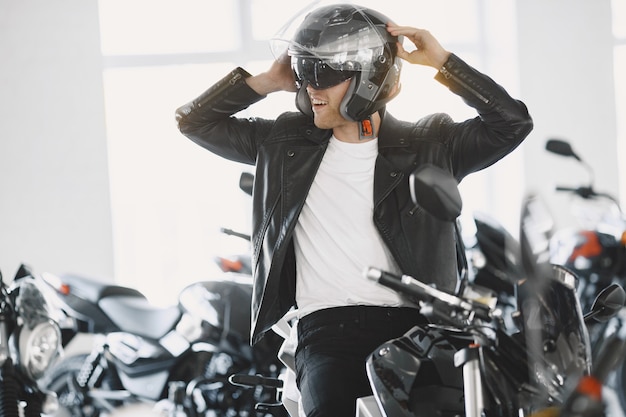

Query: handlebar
<box><xmin>555</xmin><ymin>185</ymin><xmax>622</xmax><ymax>208</ymax></box>
<box><xmin>365</xmin><ymin>267</ymin><xmax>492</xmax><ymax>323</ymax></box>
<box><xmin>219</xmin><ymin>227</ymin><xmax>251</xmax><ymax>242</ymax></box>
<box><xmin>555</xmin><ymin>186</ymin><xmax>596</xmax><ymax>199</ymax></box>
<box><xmin>228</xmin><ymin>374</ymin><xmax>283</xmax><ymax>389</ymax></box>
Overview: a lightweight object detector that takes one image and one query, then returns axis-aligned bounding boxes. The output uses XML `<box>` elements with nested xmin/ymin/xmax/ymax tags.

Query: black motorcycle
<box><xmin>544</xmin><ymin>138</ymin><xmax>626</xmax><ymax>411</ymax></box>
<box><xmin>364</xmin><ymin>164</ymin><xmax>623</xmax><ymax>417</ymax></box>
<box><xmin>37</xmin><ymin>268</ymin><xmax>285</xmax><ymax>416</ymax></box>
<box><xmin>0</xmin><ymin>264</ymin><xmax>62</xmax><ymax>416</ymax></box>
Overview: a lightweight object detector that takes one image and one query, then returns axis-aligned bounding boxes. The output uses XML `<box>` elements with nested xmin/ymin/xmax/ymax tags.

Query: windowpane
<box><xmin>101</xmin><ymin>0</ymin><xmax>523</xmax><ymax>301</ymax></box>
<box><xmin>104</xmin><ymin>63</ymin><xmax>251</xmax><ymax>304</ymax></box>
<box><xmin>251</xmin><ymin>0</ymin><xmax>311</xmax><ymax>41</ymax></box>
<box><xmin>98</xmin><ymin>0</ymin><xmax>238</xmax><ymax>55</ymax></box>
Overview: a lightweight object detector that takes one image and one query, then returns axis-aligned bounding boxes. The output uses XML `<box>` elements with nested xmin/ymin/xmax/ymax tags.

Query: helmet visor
<box><xmin>292</xmin><ymin>56</ymin><xmax>356</xmax><ymax>89</ymax></box>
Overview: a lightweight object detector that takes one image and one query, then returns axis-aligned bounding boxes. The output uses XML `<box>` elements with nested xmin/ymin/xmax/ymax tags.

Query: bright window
<box><xmin>100</xmin><ymin>0</ymin><xmax>521</xmax><ymax>304</ymax></box>
<box><xmin>98</xmin><ymin>0</ymin><xmax>239</xmax><ymax>55</ymax></box>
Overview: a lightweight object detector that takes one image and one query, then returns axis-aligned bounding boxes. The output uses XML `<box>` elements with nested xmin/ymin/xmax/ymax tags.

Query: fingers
<box><xmin>386</xmin><ymin>23</ymin><xmax>425</xmax><ymax>65</ymax></box>
<box><xmin>386</xmin><ymin>23</ymin><xmax>428</xmax><ymax>40</ymax></box>
<box><xmin>394</xmin><ymin>41</ymin><xmax>410</xmax><ymax>62</ymax></box>
<box><xmin>386</xmin><ymin>23</ymin><xmax>449</xmax><ymax>68</ymax></box>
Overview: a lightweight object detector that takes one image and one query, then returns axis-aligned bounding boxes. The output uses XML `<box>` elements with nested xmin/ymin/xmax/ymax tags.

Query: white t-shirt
<box><xmin>293</xmin><ymin>135</ymin><xmax>405</xmax><ymax>319</ymax></box>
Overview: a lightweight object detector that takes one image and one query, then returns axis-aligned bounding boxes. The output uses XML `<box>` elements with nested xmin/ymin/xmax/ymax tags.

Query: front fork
<box><xmin>455</xmin><ymin>345</ymin><xmax>486</xmax><ymax>417</ymax></box>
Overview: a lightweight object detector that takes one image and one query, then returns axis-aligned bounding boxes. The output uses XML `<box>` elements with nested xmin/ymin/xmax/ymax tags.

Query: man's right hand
<box><xmin>247</xmin><ymin>53</ymin><xmax>298</xmax><ymax>95</ymax></box>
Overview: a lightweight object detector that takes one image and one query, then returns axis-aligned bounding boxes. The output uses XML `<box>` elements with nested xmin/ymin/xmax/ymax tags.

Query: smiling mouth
<box><xmin>310</xmin><ymin>95</ymin><xmax>328</xmax><ymax>106</ymax></box>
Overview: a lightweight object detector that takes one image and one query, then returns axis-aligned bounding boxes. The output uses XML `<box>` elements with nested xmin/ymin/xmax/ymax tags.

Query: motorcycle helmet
<box><xmin>270</xmin><ymin>2</ymin><xmax>402</xmax><ymax>122</ymax></box>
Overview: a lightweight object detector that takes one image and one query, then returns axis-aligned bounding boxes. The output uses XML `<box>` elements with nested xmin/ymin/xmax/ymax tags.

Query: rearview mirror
<box><xmin>409</xmin><ymin>164</ymin><xmax>462</xmax><ymax>222</ymax></box>
<box><xmin>239</xmin><ymin>172</ymin><xmax>254</xmax><ymax>196</ymax></box>
<box><xmin>584</xmin><ymin>283</ymin><xmax>626</xmax><ymax>323</ymax></box>
<box><xmin>545</xmin><ymin>138</ymin><xmax>581</xmax><ymax>161</ymax></box>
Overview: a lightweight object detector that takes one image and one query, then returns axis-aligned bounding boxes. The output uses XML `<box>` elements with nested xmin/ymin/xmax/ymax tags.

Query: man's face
<box><xmin>306</xmin><ymin>79</ymin><xmax>352</xmax><ymax>130</ymax></box>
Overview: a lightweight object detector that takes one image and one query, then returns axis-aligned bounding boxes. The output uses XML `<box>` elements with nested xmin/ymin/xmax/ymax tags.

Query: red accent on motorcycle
<box><xmin>59</xmin><ymin>283</ymin><xmax>71</xmax><ymax>295</ymax></box>
<box><xmin>567</xmin><ymin>231</ymin><xmax>602</xmax><ymax>263</ymax></box>
<box><xmin>218</xmin><ymin>257</ymin><xmax>244</xmax><ymax>272</ymax></box>
<box><xmin>575</xmin><ymin>375</ymin><xmax>602</xmax><ymax>401</ymax></box>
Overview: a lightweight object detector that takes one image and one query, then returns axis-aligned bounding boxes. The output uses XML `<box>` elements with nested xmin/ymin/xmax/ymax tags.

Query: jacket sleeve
<box><xmin>434</xmin><ymin>54</ymin><xmax>533</xmax><ymax>178</ymax></box>
<box><xmin>175</xmin><ymin>67</ymin><xmax>272</xmax><ymax>165</ymax></box>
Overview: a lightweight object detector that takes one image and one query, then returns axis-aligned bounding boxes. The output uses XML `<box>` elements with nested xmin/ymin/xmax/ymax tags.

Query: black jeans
<box><xmin>295</xmin><ymin>305</ymin><xmax>426</xmax><ymax>417</ymax></box>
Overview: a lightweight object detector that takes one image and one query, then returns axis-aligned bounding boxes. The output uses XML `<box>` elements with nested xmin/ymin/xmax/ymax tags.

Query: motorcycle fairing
<box><xmin>472</xmin><ymin>211</ymin><xmax>523</xmax><ymax>297</ymax></box>
<box><xmin>106</xmin><ymin>332</ymin><xmax>178</xmax><ymax>374</ymax></box>
<box><xmin>105</xmin><ymin>331</ymin><xmax>207</xmax><ymax>400</ymax></box>
<box><xmin>551</xmin><ymin>229</ymin><xmax>623</xmax><ymax>310</ymax></box>
<box><xmin>179</xmin><ymin>280</ymin><xmax>260</xmax><ymax>361</ymax></box>
<box><xmin>366</xmin><ymin>325</ymin><xmax>467</xmax><ymax>417</ymax></box>
<box><xmin>117</xmin><ymin>369</ymin><xmax>171</xmax><ymax>401</ymax></box>
<box><xmin>516</xmin><ymin>265</ymin><xmax>592</xmax><ymax>402</ymax></box>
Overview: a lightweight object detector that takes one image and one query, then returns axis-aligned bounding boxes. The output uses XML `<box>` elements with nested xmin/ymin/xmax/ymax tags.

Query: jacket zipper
<box><xmin>440</xmin><ymin>65</ymin><xmax>490</xmax><ymax>105</ymax></box>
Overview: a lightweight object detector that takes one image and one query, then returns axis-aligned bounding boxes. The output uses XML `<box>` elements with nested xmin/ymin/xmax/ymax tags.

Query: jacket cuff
<box><xmin>434</xmin><ymin>54</ymin><xmax>492</xmax><ymax>106</ymax></box>
<box><xmin>434</xmin><ymin>53</ymin><xmax>468</xmax><ymax>84</ymax></box>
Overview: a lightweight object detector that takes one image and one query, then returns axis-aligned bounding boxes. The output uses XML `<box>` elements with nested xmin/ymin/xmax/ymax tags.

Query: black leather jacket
<box><xmin>176</xmin><ymin>54</ymin><xmax>533</xmax><ymax>345</ymax></box>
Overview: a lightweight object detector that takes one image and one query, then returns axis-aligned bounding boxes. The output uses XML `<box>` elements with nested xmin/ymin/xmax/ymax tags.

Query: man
<box><xmin>176</xmin><ymin>4</ymin><xmax>532</xmax><ymax>416</ymax></box>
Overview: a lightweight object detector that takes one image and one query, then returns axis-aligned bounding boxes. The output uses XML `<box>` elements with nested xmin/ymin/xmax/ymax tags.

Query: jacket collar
<box><xmin>298</xmin><ymin>122</ymin><xmax>332</xmax><ymax>145</ymax></box>
<box><xmin>377</xmin><ymin>109</ymin><xmax>410</xmax><ymax>149</ymax></box>
<box><xmin>298</xmin><ymin>107</ymin><xmax>408</xmax><ymax>148</ymax></box>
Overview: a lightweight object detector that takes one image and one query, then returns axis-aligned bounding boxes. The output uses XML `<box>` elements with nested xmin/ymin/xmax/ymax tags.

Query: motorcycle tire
<box><xmin>40</xmin><ymin>353</ymin><xmax>122</xmax><ymax>417</ymax></box>
<box><xmin>0</xmin><ymin>360</ymin><xmax>20</xmax><ymax>417</ymax></box>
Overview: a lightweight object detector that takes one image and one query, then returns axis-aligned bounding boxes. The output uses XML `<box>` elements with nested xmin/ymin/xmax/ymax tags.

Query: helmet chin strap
<box><xmin>295</xmin><ymin>82</ymin><xmax>314</xmax><ymax>118</ymax></box>
<box><xmin>359</xmin><ymin>116</ymin><xmax>376</xmax><ymax>140</ymax></box>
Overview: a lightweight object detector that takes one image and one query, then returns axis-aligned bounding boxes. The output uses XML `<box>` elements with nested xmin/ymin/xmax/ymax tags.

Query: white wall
<box><xmin>516</xmin><ymin>0</ymin><xmax>619</xmax><ymax>230</ymax></box>
<box><xmin>0</xmin><ymin>1</ymin><xmax>114</xmax><ymax>281</ymax></box>
<box><xmin>0</xmin><ymin>0</ymin><xmax>621</xmax><ymax>283</ymax></box>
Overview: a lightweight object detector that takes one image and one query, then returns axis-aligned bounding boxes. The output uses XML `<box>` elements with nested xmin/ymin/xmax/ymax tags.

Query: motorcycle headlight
<box><xmin>18</xmin><ymin>319</ymin><xmax>61</xmax><ymax>380</ymax></box>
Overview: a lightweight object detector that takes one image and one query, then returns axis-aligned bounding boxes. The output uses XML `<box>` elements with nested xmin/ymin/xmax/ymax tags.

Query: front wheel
<box><xmin>0</xmin><ymin>360</ymin><xmax>20</xmax><ymax>417</ymax></box>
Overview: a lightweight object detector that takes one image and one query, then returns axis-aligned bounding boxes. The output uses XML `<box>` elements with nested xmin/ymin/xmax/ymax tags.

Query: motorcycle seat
<box><xmin>58</xmin><ymin>273</ymin><xmax>146</xmax><ymax>303</ymax></box>
<box><xmin>99</xmin><ymin>295</ymin><xmax>182</xmax><ymax>339</ymax></box>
